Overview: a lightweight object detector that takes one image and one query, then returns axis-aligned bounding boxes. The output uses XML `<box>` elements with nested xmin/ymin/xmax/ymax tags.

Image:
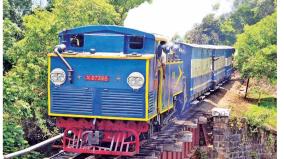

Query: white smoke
<box><xmin>124</xmin><ymin>0</ymin><xmax>234</xmax><ymax>38</ymax></box>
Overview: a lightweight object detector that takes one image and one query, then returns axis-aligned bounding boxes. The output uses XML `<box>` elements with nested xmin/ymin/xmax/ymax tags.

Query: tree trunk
<box><xmin>244</xmin><ymin>78</ymin><xmax>250</xmax><ymax>99</ymax></box>
<box><xmin>258</xmin><ymin>91</ymin><xmax>262</xmax><ymax>106</ymax></box>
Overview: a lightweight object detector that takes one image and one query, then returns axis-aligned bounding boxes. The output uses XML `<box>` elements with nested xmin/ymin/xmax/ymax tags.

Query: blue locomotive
<box><xmin>48</xmin><ymin>25</ymin><xmax>234</xmax><ymax>156</ymax></box>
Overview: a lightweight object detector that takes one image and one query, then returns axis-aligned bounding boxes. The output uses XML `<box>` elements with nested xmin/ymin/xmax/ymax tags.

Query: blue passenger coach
<box><xmin>174</xmin><ymin>43</ymin><xmax>234</xmax><ymax>105</ymax></box>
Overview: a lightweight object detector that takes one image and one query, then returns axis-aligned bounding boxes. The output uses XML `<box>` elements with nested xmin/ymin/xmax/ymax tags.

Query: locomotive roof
<box><xmin>59</xmin><ymin>25</ymin><xmax>168</xmax><ymax>42</ymax></box>
<box><xmin>177</xmin><ymin>42</ymin><xmax>234</xmax><ymax>50</ymax></box>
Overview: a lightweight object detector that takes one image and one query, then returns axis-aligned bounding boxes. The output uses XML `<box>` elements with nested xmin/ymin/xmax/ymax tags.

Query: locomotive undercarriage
<box><xmin>56</xmin><ymin>117</ymin><xmax>161</xmax><ymax>156</ymax></box>
<box><xmin>56</xmin><ymin>110</ymin><xmax>176</xmax><ymax>156</ymax></box>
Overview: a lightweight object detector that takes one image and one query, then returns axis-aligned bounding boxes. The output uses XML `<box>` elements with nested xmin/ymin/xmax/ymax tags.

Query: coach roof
<box><xmin>177</xmin><ymin>42</ymin><xmax>234</xmax><ymax>50</ymax></box>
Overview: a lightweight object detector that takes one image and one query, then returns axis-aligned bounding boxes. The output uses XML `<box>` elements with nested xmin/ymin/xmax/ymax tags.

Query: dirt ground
<box><xmin>196</xmin><ymin>72</ymin><xmax>251</xmax><ymax>117</ymax></box>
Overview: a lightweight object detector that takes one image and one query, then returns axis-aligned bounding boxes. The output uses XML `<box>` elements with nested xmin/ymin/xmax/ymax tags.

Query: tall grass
<box><xmin>245</xmin><ymin>87</ymin><xmax>277</xmax><ymax>128</ymax></box>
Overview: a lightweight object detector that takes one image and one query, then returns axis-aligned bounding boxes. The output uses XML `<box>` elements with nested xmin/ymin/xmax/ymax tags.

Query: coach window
<box><xmin>70</xmin><ymin>34</ymin><xmax>84</xmax><ymax>47</ymax></box>
<box><xmin>129</xmin><ymin>36</ymin><xmax>144</xmax><ymax>49</ymax></box>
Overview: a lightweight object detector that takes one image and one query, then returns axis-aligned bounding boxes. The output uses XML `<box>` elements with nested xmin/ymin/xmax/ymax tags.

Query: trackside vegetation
<box><xmin>234</xmin><ymin>10</ymin><xmax>276</xmax><ymax>129</ymax></box>
<box><xmin>183</xmin><ymin>0</ymin><xmax>276</xmax><ymax>129</ymax></box>
<box><xmin>3</xmin><ymin>0</ymin><xmax>149</xmax><ymax>157</ymax></box>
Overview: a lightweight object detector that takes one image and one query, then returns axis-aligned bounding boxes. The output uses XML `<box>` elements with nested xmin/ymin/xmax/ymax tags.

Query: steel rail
<box><xmin>4</xmin><ymin>133</ymin><xmax>64</xmax><ymax>159</ymax></box>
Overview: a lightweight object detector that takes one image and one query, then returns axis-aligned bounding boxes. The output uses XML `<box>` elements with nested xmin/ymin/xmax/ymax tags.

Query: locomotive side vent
<box><xmin>148</xmin><ymin>91</ymin><xmax>156</xmax><ymax>116</ymax></box>
<box><xmin>51</xmin><ymin>88</ymin><xmax>94</xmax><ymax>115</ymax></box>
<box><xmin>100</xmin><ymin>89</ymin><xmax>145</xmax><ymax>118</ymax></box>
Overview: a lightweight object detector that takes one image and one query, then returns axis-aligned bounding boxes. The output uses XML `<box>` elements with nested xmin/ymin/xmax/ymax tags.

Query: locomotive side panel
<box><xmin>170</xmin><ymin>62</ymin><xmax>184</xmax><ymax>97</ymax></box>
<box><xmin>159</xmin><ymin>61</ymin><xmax>183</xmax><ymax>114</ymax></box>
<box><xmin>175</xmin><ymin>43</ymin><xmax>192</xmax><ymax>102</ymax></box>
<box><xmin>148</xmin><ymin>58</ymin><xmax>158</xmax><ymax>119</ymax></box>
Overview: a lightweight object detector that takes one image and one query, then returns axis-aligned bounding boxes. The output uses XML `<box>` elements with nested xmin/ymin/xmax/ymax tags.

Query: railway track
<box><xmin>46</xmin><ymin>150</ymin><xmax>123</xmax><ymax>159</ymax></box>
<box><xmin>45</xmin><ymin>151</ymin><xmax>85</xmax><ymax>159</ymax></box>
<box><xmin>131</xmin><ymin>105</ymin><xmax>212</xmax><ymax>158</ymax></box>
<box><xmin>129</xmin><ymin>83</ymin><xmax>227</xmax><ymax>159</ymax></box>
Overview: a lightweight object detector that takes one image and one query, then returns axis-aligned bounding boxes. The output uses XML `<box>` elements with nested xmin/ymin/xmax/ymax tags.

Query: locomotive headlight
<box><xmin>127</xmin><ymin>72</ymin><xmax>145</xmax><ymax>89</ymax></box>
<box><xmin>50</xmin><ymin>68</ymin><xmax>66</xmax><ymax>85</ymax></box>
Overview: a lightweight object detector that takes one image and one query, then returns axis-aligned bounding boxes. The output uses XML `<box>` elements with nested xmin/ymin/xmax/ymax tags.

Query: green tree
<box><xmin>184</xmin><ymin>0</ymin><xmax>276</xmax><ymax>45</ymax></box>
<box><xmin>3</xmin><ymin>0</ymin><xmax>32</xmax><ymax>72</ymax></box>
<box><xmin>212</xmin><ymin>2</ymin><xmax>220</xmax><ymax>11</ymax></box>
<box><xmin>222</xmin><ymin>0</ymin><xmax>275</xmax><ymax>45</ymax></box>
<box><xmin>3</xmin><ymin>19</ymin><xmax>23</xmax><ymax>52</ymax></box>
<box><xmin>171</xmin><ymin>33</ymin><xmax>183</xmax><ymax>42</ymax></box>
<box><xmin>3</xmin><ymin>0</ymin><xmax>33</xmax><ymax>26</ymax></box>
<box><xmin>3</xmin><ymin>19</ymin><xmax>23</xmax><ymax>72</ymax></box>
<box><xmin>219</xmin><ymin>18</ymin><xmax>238</xmax><ymax>45</ymax></box>
<box><xmin>109</xmin><ymin>0</ymin><xmax>152</xmax><ymax>24</ymax></box>
<box><xmin>185</xmin><ymin>14</ymin><xmax>222</xmax><ymax>45</ymax></box>
<box><xmin>234</xmin><ymin>11</ymin><xmax>277</xmax><ymax>97</ymax></box>
<box><xmin>3</xmin><ymin>0</ymin><xmax>147</xmax><ymax>155</ymax></box>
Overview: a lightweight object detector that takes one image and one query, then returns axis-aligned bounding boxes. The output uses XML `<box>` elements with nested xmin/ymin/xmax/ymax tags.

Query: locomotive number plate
<box><xmin>85</xmin><ymin>75</ymin><xmax>110</xmax><ymax>82</ymax></box>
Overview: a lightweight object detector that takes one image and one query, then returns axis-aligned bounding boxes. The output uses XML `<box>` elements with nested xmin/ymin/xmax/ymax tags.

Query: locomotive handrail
<box><xmin>54</xmin><ymin>44</ymin><xmax>74</xmax><ymax>83</ymax></box>
<box><xmin>3</xmin><ymin>133</ymin><xmax>64</xmax><ymax>159</ymax></box>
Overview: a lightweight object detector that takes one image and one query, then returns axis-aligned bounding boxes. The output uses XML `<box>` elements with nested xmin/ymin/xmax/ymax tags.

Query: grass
<box><xmin>244</xmin><ymin>87</ymin><xmax>277</xmax><ymax>129</ymax></box>
<box><xmin>228</xmin><ymin>86</ymin><xmax>277</xmax><ymax>129</ymax></box>
<box><xmin>245</xmin><ymin>104</ymin><xmax>276</xmax><ymax>128</ymax></box>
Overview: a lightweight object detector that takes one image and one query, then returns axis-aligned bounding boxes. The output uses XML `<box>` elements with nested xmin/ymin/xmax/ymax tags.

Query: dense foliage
<box><xmin>185</xmin><ymin>14</ymin><xmax>223</xmax><ymax>45</ymax></box>
<box><xmin>182</xmin><ymin>0</ymin><xmax>277</xmax><ymax>129</ymax></box>
<box><xmin>3</xmin><ymin>0</ymin><xmax>32</xmax><ymax>26</ymax></box>
<box><xmin>3</xmin><ymin>0</ymin><xmax>31</xmax><ymax>72</ymax></box>
<box><xmin>3</xmin><ymin>0</ymin><xmax>147</xmax><ymax>156</ymax></box>
<box><xmin>184</xmin><ymin>0</ymin><xmax>276</xmax><ymax>45</ymax></box>
<box><xmin>183</xmin><ymin>0</ymin><xmax>277</xmax><ymax>96</ymax></box>
<box><xmin>109</xmin><ymin>0</ymin><xmax>152</xmax><ymax>24</ymax></box>
<box><xmin>3</xmin><ymin>19</ymin><xmax>23</xmax><ymax>71</ymax></box>
<box><xmin>234</xmin><ymin>12</ymin><xmax>277</xmax><ymax>83</ymax></box>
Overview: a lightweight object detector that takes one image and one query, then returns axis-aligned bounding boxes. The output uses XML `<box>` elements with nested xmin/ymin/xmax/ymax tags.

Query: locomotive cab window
<box><xmin>128</xmin><ymin>36</ymin><xmax>144</xmax><ymax>49</ymax></box>
<box><xmin>70</xmin><ymin>34</ymin><xmax>84</xmax><ymax>47</ymax></box>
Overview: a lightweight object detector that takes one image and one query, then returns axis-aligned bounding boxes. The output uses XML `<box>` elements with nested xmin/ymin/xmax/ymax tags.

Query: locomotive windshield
<box><xmin>128</xmin><ymin>36</ymin><xmax>144</xmax><ymax>49</ymax></box>
<box><xmin>70</xmin><ymin>34</ymin><xmax>84</xmax><ymax>47</ymax></box>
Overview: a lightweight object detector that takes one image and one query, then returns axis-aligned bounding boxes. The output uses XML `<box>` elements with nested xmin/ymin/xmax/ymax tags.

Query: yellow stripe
<box><xmin>149</xmin><ymin>114</ymin><xmax>157</xmax><ymax>120</ymax></box>
<box><xmin>173</xmin><ymin>91</ymin><xmax>183</xmax><ymax>97</ymax></box>
<box><xmin>174</xmin><ymin>65</ymin><xmax>183</xmax><ymax>87</ymax></box>
<box><xmin>160</xmin><ymin>104</ymin><xmax>173</xmax><ymax>114</ymax></box>
<box><xmin>190</xmin><ymin>80</ymin><xmax>212</xmax><ymax>91</ymax></box>
<box><xmin>48</xmin><ymin>56</ymin><xmax>51</xmax><ymax>115</ymax></box>
<box><xmin>158</xmin><ymin>68</ymin><xmax>163</xmax><ymax>113</ymax></box>
<box><xmin>145</xmin><ymin>60</ymin><xmax>150</xmax><ymax>120</ymax></box>
<box><xmin>49</xmin><ymin>113</ymin><xmax>148</xmax><ymax>121</ymax></box>
<box><xmin>166</xmin><ymin>61</ymin><xmax>183</xmax><ymax>65</ymax></box>
<box><xmin>48</xmin><ymin>53</ymin><xmax>154</xmax><ymax>60</ymax></box>
<box><xmin>167</xmin><ymin>77</ymin><xmax>171</xmax><ymax>110</ymax></box>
